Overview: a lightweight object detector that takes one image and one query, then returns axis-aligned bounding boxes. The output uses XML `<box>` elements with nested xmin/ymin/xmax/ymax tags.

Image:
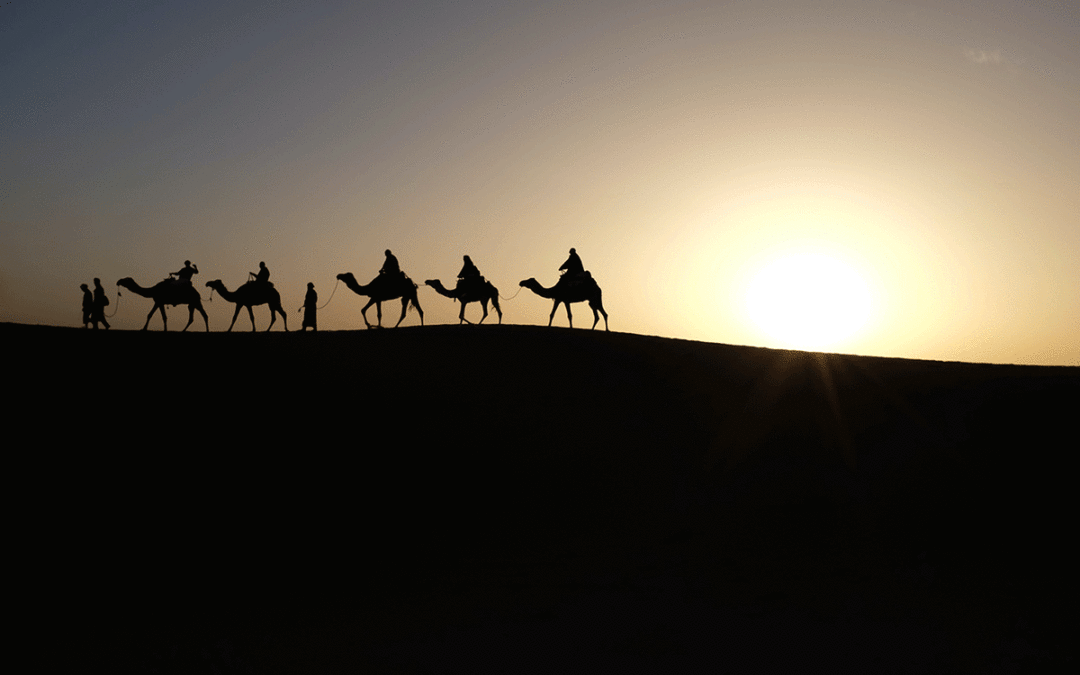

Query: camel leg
<box><xmin>228</xmin><ymin>305</ymin><xmax>243</xmax><ymax>332</ymax></box>
<box><xmin>459</xmin><ymin>301</ymin><xmax>468</xmax><ymax>325</ymax></box>
<box><xmin>548</xmin><ymin>301</ymin><xmax>558</xmax><ymax>327</ymax></box>
<box><xmin>394</xmin><ymin>298</ymin><xmax>409</xmax><ymax>327</ymax></box>
<box><xmin>159</xmin><ymin>305</ymin><xmax>169</xmax><ymax>331</ymax></box>
<box><xmin>247</xmin><ymin>306</ymin><xmax>258</xmax><ymax>332</ymax></box>
<box><xmin>183</xmin><ymin>306</ymin><xmax>196</xmax><ymax>331</ymax></box>
<box><xmin>360</xmin><ymin>300</ymin><xmax>376</xmax><ymax>328</ymax></box>
<box><xmin>198</xmin><ymin>305</ymin><xmax>210</xmax><ymax>332</ymax></box>
<box><xmin>491</xmin><ymin>295</ymin><xmax>503</xmax><ymax>324</ymax></box>
<box><xmin>278</xmin><ymin>305</ymin><xmax>288</xmax><ymax>332</ymax></box>
<box><xmin>412</xmin><ymin>294</ymin><xmax>424</xmax><ymax>326</ymax></box>
<box><xmin>478</xmin><ymin>300</ymin><xmax>488</xmax><ymax>324</ymax></box>
<box><xmin>142</xmin><ymin>305</ymin><xmax>157</xmax><ymax>331</ymax></box>
<box><xmin>592</xmin><ymin>297</ymin><xmax>609</xmax><ymax>331</ymax></box>
<box><xmin>565</xmin><ymin>302</ymin><xmax>573</xmax><ymax>329</ymax></box>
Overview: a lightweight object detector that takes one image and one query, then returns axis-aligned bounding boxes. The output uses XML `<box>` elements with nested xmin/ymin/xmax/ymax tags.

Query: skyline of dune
<box><xmin>2</xmin><ymin>0</ymin><xmax>1078</xmax><ymax>364</ymax></box>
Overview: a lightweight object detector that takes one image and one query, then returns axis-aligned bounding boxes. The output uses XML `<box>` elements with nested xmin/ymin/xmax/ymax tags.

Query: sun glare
<box><xmin>745</xmin><ymin>251</ymin><xmax>873</xmax><ymax>351</ymax></box>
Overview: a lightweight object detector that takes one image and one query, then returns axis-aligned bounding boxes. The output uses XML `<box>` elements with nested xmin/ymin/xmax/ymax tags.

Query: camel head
<box><xmin>116</xmin><ymin>277</ymin><xmax>142</xmax><ymax>295</ymax></box>
<box><xmin>337</xmin><ymin>272</ymin><xmax>357</xmax><ymax>284</ymax></box>
<box><xmin>519</xmin><ymin>278</ymin><xmax>539</xmax><ymax>289</ymax></box>
<box><xmin>424</xmin><ymin>279</ymin><xmax>444</xmax><ymax>290</ymax></box>
<box><xmin>205</xmin><ymin>279</ymin><xmax>224</xmax><ymax>297</ymax></box>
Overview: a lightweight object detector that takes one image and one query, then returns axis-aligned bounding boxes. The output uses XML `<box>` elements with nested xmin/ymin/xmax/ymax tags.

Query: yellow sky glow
<box><xmin>1</xmin><ymin>1</ymin><xmax>1077</xmax><ymax>364</ymax></box>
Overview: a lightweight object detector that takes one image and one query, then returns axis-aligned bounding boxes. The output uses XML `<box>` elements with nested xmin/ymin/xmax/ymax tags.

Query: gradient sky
<box><xmin>2</xmin><ymin>0</ymin><xmax>1077</xmax><ymax>364</ymax></box>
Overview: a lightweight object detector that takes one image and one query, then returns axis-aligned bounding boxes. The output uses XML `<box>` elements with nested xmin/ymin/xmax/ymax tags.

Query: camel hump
<box><xmin>159</xmin><ymin>277</ymin><xmax>187</xmax><ymax>290</ymax></box>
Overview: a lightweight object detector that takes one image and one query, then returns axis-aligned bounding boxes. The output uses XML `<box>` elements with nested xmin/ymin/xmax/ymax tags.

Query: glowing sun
<box><xmin>745</xmin><ymin>251</ymin><xmax>872</xmax><ymax>351</ymax></box>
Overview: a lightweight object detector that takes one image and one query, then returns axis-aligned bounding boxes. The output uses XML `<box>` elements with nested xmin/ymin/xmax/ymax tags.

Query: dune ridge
<box><xmin>6</xmin><ymin>322</ymin><xmax>1077</xmax><ymax>673</ymax></box>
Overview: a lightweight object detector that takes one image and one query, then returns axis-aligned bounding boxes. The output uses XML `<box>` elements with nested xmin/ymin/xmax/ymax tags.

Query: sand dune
<box><xmin>7</xmin><ymin>322</ymin><xmax>1076</xmax><ymax>673</ymax></box>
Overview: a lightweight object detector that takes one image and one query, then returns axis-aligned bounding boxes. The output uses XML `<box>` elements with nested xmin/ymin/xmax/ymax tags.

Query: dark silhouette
<box><xmin>80</xmin><ymin>284</ymin><xmax>93</xmax><ymax>328</ymax></box>
<box><xmin>117</xmin><ymin>277</ymin><xmax>209</xmax><ymax>331</ymax></box>
<box><xmin>425</xmin><ymin>278</ymin><xmax>503</xmax><ymax>324</ymax></box>
<box><xmin>170</xmin><ymin>260</ymin><xmax>199</xmax><ymax>283</ymax></box>
<box><xmin>458</xmin><ymin>255</ymin><xmax>480</xmax><ymax>282</ymax></box>
<box><xmin>520</xmin><ymin>274</ymin><xmax>609</xmax><ymax>330</ymax></box>
<box><xmin>8</xmin><ymin>320</ymin><xmax>1079</xmax><ymax>674</ymax></box>
<box><xmin>299</xmin><ymin>282</ymin><xmax>317</xmax><ymax>331</ymax></box>
<box><xmin>559</xmin><ymin>247</ymin><xmax>585</xmax><ymax>278</ymax></box>
<box><xmin>336</xmin><ymin>272</ymin><xmax>424</xmax><ymax>328</ymax></box>
<box><xmin>90</xmin><ymin>277</ymin><xmax>111</xmax><ymax>330</ymax></box>
<box><xmin>205</xmin><ymin>279</ymin><xmax>288</xmax><ymax>332</ymax></box>
<box><xmin>380</xmin><ymin>249</ymin><xmax>400</xmax><ymax>276</ymax></box>
<box><xmin>249</xmin><ymin>261</ymin><xmax>270</xmax><ymax>284</ymax></box>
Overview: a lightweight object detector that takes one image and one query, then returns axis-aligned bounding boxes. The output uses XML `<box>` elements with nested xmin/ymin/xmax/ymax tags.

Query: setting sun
<box><xmin>745</xmin><ymin>251</ymin><xmax>873</xmax><ymax>351</ymax></box>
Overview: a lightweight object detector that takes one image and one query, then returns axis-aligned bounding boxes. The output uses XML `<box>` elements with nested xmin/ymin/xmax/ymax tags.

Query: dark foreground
<box><xmin>6</xmin><ymin>323</ymin><xmax>1078</xmax><ymax>673</ymax></box>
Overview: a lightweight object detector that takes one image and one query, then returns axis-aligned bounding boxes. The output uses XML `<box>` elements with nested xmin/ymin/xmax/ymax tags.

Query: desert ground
<box><xmin>6</xmin><ymin>322</ymin><xmax>1077</xmax><ymax>673</ymax></box>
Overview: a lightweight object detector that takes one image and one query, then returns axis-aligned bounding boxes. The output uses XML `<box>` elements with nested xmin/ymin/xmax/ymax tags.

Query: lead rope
<box><xmin>297</xmin><ymin>278</ymin><xmax>341</xmax><ymax>313</ymax></box>
<box><xmin>316</xmin><ymin>278</ymin><xmax>340</xmax><ymax>310</ymax></box>
<box><xmin>104</xmin><ymin>285</ymin><xmax>121</xmax><ymax>318</ymax></box>
<box><xmin>500</xmin><ymin>285</ymin><xmax>525</xmax><ymax>301</ymax></box>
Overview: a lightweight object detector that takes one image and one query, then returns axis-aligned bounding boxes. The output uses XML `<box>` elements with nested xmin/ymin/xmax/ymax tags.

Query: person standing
<box><xmin>80</xmin><ymin>284</ymin><xmax>93</xmax><ymax>328</ymax></box>
<box><xmin>299</xmin><ymin>282</ymin><xmax>318</xmax><ymax>331</ymax></box>
<box><xmin>91</xmin><ymin>278</ymin><xmax>111</xmax><ymax>330</ymax></box>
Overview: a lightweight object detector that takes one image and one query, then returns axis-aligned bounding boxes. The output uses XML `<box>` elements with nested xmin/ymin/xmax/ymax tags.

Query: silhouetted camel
<box><xmin>117</xmin><ymin>277</ymin><xmax>210</xmax><ymax>332</ymax></box>
<box><xmin>424</xmin><ymin>279</ymin><xmax>503</xmax><ymax>325</ymax></box>
<box><xmin>519</xmin><ymin>276</ymin><xmax>609</xmax><ymax>330</ymax></box>
<box><xmin>205</xmin><ymin>280</ymin><xmax>288</xmax><ymax>332</ymax></box>
<box><xmin>337</xmin><ymin>272</ymin><xmax>424</xmax><ymax>328</ymax></box>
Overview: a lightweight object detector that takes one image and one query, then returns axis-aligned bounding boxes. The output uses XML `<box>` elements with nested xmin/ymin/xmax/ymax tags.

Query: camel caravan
<box><xmin>107</xmin><ymin>249</ymin><xmax>608</xmax><ymax>332</ymax></box>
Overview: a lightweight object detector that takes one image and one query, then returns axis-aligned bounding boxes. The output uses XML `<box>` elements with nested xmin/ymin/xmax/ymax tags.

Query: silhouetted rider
<box><xmin>171</xmin><ymin>261</ymin><xmax>199</xmax><ymax>283</ymax></box>
<box><xmin>458</xmin><ymin>255</ymin><xmax>480</xmax><ymax>280</ymax></box>
<box><xmin>250</xmin><ymin>261</ymin><xmax>270</xmax><ymax>284</ymax></box>
<box><xmin>380</xmin><ymin>249</ymin><xmax>400</xmax><ymax>276</ymax></box>
<box><xmin>559</xmin><ymin>248</ymin><xmax>584</xmax><ymax>279</ymax></box>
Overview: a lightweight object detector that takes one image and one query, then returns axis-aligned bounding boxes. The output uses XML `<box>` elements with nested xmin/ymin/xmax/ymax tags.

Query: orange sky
<box><xmin>2</xmin><ymin>1</ymin><xmax>1077</xmax><ymax>364</ymax></box>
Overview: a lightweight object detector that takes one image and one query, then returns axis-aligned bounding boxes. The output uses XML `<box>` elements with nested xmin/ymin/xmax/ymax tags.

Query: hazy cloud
<box><xmin>964</xmin><ymin>48</ymin><xmax>1004</xmax><ymax>65</ymax></box>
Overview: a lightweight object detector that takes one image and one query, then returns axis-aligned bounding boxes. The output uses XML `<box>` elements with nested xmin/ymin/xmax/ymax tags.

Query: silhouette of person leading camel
<box><xmin>91</xmin><ymin>278</ymin><xmax>111</xmax><ymax>330</ymax></box>
<box><xmin>299</xmin><ymin>282</ymin><xmax>317</xmax><ymax>331</ymax></box>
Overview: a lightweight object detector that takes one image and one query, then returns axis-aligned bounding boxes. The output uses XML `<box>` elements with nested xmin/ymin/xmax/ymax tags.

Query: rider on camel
<box><xmin>380</xmin><ymin>249</ymin><xmax>401</xmax><ymax>277</ymax></box>
<box><xmin>250</xmin><ymin>261</ymin><xmax>270</xmax><ymax>285</ymax></box>
<box><xmin>171</xmin><ymin>260</ymin><xmax>198</xmax><ymax>284</ymax></box>
<box><xmin>457</xmin><ymin>255</ymin><xmax>481</xmax><ymax>292</ymax></box>
<box><xmin>558</xmin><ymin>248</ymin><xmax>586</xmax><ymax>286</ymax></box>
